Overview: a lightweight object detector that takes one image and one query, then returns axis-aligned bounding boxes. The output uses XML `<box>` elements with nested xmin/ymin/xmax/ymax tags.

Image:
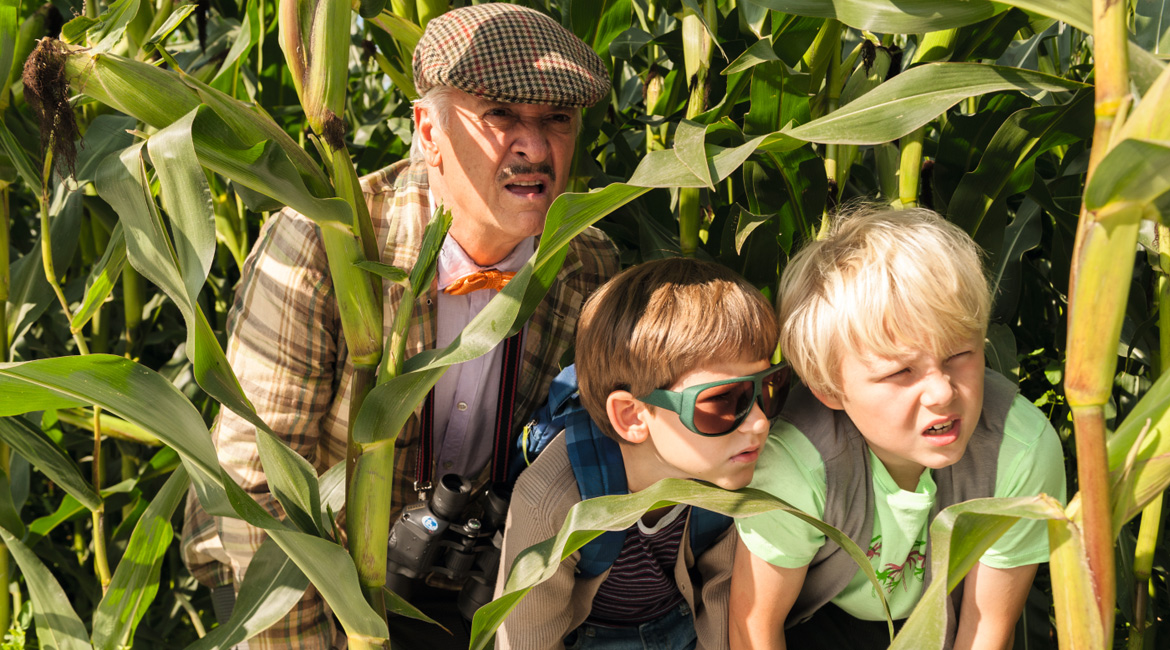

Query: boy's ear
<box><xmin>810</xmin><ymin>387</ymin><xmax>845</xmax><ymax>411</ymax></box>
<box><xmin>606</xmin><ymin>391</ymin><xmax>650</xmax><ymax>444</ymax></box>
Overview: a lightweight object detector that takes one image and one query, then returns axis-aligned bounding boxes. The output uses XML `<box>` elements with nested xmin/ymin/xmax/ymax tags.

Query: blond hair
<box><xmin>779</xmin><ymin>207</ymin><xmax>990</xmax><ymax>400</ymax></box>
<box><xmin>576</xmin><ymin>258</ymin><xmax>779</xmax><ymax>440</ymax></box>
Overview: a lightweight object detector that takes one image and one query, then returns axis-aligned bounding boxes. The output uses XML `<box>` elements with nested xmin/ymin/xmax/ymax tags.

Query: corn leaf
<box><xmin>0</xmin><ymin>526</ymin><xmax>91</xmax><ymax>650</ymax></box>
<box><xmin>890</xmin><ymin>496</ymin><xmax>1067</xmax><ymax>649</ymax></box>
<box><xmin>145</xmin><ymin>3</ymin><xmax>197</xmax><ymax>46</ymax></box>
<box><xmin>948</xmin><ymin>90</ymin><xmax>1092</xmax><ymax>239</ymax></box>
<box><xmin>747</xmin><ymin>0</ymin><xmax>1001</xmax><ymax>33</ymax></box>
<box><xmin>1107</xmin><ymin>368</ymin><xmax>1170</xmax><ymax>530</ymax></box>
<box><xmin>784</xmin><ymin>63</ymin><xmax>1083</xmax><ymax>145</ymax></box>
<box><xmin>185</xmin><ymin>537</ymin><xmax>310</xmax><ymax>650</ymax></box>
<box><xmin>5</xmin><ymin>184</ymin><xmax>81</xmax><ymax>349</ymax></box>
<box><xmin>0</xmin><ymin>356</ymin><xmax>388</xmax><ymax>643</ymax></box>
<box><xmin>0</xmin><ymin>0</ymin><xmax>16</xmax><ymax>116</ymax></box>
<box><xmin>674</xmin><ymin>119</ymin><xmax>715</xmax><ymax>189</ymax></box>
<box><xmin>470</xmin><ymin>479</ymin><xmax>891</xmax><ymax>650</ymax></box>
<box><xmin>0</xmin><ymin>415</ymin><xmax>100</xmax><ymax>511</ymax></box>
<box><xmin>0</xmin><ymin>465</ymin><xmax>23</xmax><ymax>538</ymax></box>
<box><xmin>1047</xmin><ymin>515</ymin><xmax>1106</xmax><ymax>648</ymax></box>
<box><xmin>92</xmin><ymin>466</ymin><xmax>190</xmax><ymax>650</ymax></box>
<box><xmin>71</xmin><ymin>222</ymin><xmax>127</xmax><ymax>332</ymax></box>
<box><xmin>1084</xmin><ymin>139</ymin><xmax>1170</xmax><ymax>211</ymax></box>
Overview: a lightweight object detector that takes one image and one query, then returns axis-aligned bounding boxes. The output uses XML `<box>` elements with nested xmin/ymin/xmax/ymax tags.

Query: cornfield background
<box><xmin>0</xmin><ymin>0</ymin><xmax>1168</xmax><ymax>648</ymax></box>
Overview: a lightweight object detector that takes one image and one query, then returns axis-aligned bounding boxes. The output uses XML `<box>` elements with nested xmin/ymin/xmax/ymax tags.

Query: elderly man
<box><xmin>181</xmin><ymin>5</ymin><xmax>618</xmax><ymax>648</ymax></box>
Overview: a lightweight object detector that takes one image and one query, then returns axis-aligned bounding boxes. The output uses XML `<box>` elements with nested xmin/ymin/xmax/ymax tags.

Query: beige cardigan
<box><xmin>493</xmin><ymin>433</ymin><xmax>736</xmax><ymax>650</ymax></box>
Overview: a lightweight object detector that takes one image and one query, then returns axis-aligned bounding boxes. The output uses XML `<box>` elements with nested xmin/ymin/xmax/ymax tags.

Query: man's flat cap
<box><xmin>413</xmin><ymin>4</ymin><xmax>610</xmax><ymax>108</ymax></box>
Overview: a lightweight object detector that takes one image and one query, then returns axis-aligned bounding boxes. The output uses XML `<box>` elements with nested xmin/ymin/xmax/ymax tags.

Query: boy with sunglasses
<box><xmin>495</xmin><ymin>257</ymin><xmax>786</xmax><ymax>650</ymax></box>
<box><xmin>729</xmin><ymin>208</ymin><xmax>1066</xmax><ymax>650</ymax></box>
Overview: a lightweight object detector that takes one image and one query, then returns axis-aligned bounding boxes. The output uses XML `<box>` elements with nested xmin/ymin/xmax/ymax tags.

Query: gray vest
<box><xmin>783</xmin><ymin>368</ymin><xmax>1018</xmax><ymax>645</ymax></box>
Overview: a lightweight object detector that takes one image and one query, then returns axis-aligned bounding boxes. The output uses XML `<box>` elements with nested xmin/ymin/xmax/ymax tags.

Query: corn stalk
<box><xmin>678</xmin><ymin>0</ymin><xmax>714</xmax><ymax>256</ymax></box>
<box><xmin>279</xmin><ymin>0</ymin><xmax>392</xmax><ymax>639</ymax></box>
<box><xmin>1063</xmin><ymin>0</ymin><xmax>1132</xmax><ymax>639</ymax></box>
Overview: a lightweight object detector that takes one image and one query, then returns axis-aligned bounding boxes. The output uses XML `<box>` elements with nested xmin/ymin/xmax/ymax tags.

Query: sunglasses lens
<box><xmin>758</xmin><ymin>366</ymin><xmax>791</xmax><ymax>419</ymax></box>
<box><xmin>693</xmin><ymin>381</ymin><xmax>754</xmax><ymax>435</ymax></box>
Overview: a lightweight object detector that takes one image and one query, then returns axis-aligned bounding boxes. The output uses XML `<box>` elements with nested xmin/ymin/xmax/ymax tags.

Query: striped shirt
<box><xmin>587</xmin><ymin>505</ymin><xmax>690</xmax><ymax>626</ymax></box>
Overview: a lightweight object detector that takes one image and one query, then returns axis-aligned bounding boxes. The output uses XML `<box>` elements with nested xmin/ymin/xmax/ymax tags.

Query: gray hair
<box><xmin>410</xmin><ymin>86</ymin><xmax>457</xmax><ymax>161</ymax></box>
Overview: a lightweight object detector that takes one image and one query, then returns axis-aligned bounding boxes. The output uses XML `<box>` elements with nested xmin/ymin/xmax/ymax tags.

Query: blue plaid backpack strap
<box><xmin>563</xmin><ymin>405</ymin><xmax>629</xmax><ymax>578</ymax></box>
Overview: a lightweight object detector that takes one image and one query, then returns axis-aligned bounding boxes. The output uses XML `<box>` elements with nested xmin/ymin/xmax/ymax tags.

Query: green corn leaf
<box><xmin>92</xmin><ymin>466</ymin><xmax>190</xmax><ymax>650</ymax></box>
<box><xmin>989</xmin><ymin>203</ymin><xmax>1042</xmax><ymax>323</ymax></box>
<box><xmin>0</xmin><ymin>356</ymin><xmax>388</xmax><ymax>643</ymax></box>
<box><xmin>0</xmin><ymin>416</ymin><xmax>101</xmax><ymax>511</ymax></box>
<box><xmin>26</xmin><ymin>494</ymin><xmax>86</xmax><ymax>545</ymax></box>
<box><xmin>1047</xmin><ymin>514</ymin><xmax>1106</xmax><ymax>648</ymax></box>
<box><xmin>0</xmin><ymin>465</ymin><xmax>23</xmax><ymax>538</ymax></box>
<box><xmin>90</xmin><ymin>0</ymin><xmax>142</xmax><ymax>52</ymax></box>
<box><xmin>723</xmin><ymin>39</ymin><xmax>780</xmax><ymax>75</ymax></box>
<box><xmin>1107</xmin><ymin>368</ymin><xmax>1170</xmax><ymax>531</ymax></box>
<box><xmin>0</xmin><ymin>114</ymin><xmax>39</xmax><ymax>191</ymax></box>
<box><xmin>674</xmin><ymin>119</ymin><xmax>714</xmax><ymax>188</ymax></box>
<box><xmin>0</xmin><ymin>0</ymin><xmax>17</xmax><ymax>112</ymax></box>
<box><xmin>0</xmin><ymin>356</ymin><xmax>227</xmax><ymax>513</ymax></box>
<box><xmin>210</xmin><ymin>0</ymin><xmax>261</xmax><ymax>94</ymax></box>
<box><xmin>470</xmin><ymin>479</ymin><xmax>891</xmax><ymax>650</ymax></box>
<box><xmin>368</xmin><ymin>12</ymin><xmax>424</xmax><ymax>57</ymax></box>
<box><xmin>71</xmin><ymin>222</ymin><xmax>127</xmax><ymax>332</ymax></box>
<box><xmin>747</xmin><ymin>0</ymin><xmax>1001</xmax><ymax>33</ymax></box>
<box><xmin>948</xmin><ymin>90</ymin><xmax>1092</xmax><ymax>240</ymax></box>
<box><xmin>0</xmin><ymin>527</ymin><xmax>91</xmax><ymax>650</ymax></box>
<box><xmin>784</xmin><ymin>63</ymin><xmax>1083</xmax><ymax>145</ymax></box>
<box><xmin>148</xmin><ymin>110</ymin><xmax>217</xmax><ymax>311</ymax></box>
<box><xmin>179</xmin><ymin>462</ymin><xmax>344</xmax><ymax>650</ymax></box>
<box><xmin>145</xmin><ymin>3</ymin><xmax>197</xmax><ymax>46</ymax></box>
<box><xmin>890</xmin><ymin>496</ymin><xmax>1067</xmax><ymax>649</ymax></box>
<box><xmin>1084</xmin><ymin>139</ymin><xmax>1170</xmax><ymax>211</ymax></box>
<box><xmin>355</xmin><ymin>260</ymin><xmax>410</xmax><ymax>286</ymax></box>
<box><xmin>185</xmin><ymin>537</ymin><xmax>310</xmax><ymax>650</ymax></box>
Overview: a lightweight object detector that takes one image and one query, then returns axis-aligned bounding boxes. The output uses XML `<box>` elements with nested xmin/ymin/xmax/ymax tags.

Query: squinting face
<box><xmin>639</xmin><ymin>358</ymin><xmax>773</xmax><ymax>490</ymax></box>
<box><xmin>818</xmin><ymin>336</ymin><xmax>986</xmax><ymax>491</ymax></box>
<box><xmin>420</xmin><ymin>89</ymin><xmax>576</xmax><ymax>263</ymax></box>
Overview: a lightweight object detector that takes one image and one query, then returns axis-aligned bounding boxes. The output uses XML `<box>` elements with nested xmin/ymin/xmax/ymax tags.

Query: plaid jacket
<box><xmin>180</xmin><ymin>159</ymin><xmax>619</xmax><ymax>649</ymax></box>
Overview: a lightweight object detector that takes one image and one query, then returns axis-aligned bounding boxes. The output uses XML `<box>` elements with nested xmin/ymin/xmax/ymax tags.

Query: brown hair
<box><xmin>576</xmin><ymin>257</ymin><xmax>779</xmax><ymax>440</ymax></box>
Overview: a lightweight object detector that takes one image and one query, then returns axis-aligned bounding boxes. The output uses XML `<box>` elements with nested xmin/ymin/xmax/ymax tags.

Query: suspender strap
<box><xmin>490</xmin><ymin>331</ymin><xmax>525</xmax><ymax>483</ymax></box>
<box><xmin>414</xmin><ymin>330</ymin><xmax>525</xmax><ymax>489</ymax></box>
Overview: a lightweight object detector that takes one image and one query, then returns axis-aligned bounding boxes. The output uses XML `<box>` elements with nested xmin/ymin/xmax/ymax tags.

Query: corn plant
<box><xmin>0</xmin><ymin>0</ymin><xmax>1167</xmax><ymax>648</ymax></box>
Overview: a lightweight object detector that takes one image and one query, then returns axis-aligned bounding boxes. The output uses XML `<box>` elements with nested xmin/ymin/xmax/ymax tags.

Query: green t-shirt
<box><xmin>736</xmin><ymin>393</ymin><xmax>1067</xmax><ymax>621</ymax></box>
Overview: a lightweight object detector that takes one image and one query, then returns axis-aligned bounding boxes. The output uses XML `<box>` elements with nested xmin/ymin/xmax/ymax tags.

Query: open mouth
<box><xmin>923</xmin><ymin>420</ymin><xmax>956</xmax><ymax>436</ymax></box>
<box><xmin>505</xmin><ymin>180</ymin><xmax>546</xmax><ymax>197</ymax></box>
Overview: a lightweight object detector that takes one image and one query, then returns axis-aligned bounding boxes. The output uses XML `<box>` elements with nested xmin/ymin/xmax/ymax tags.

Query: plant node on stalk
<box><xmin>322</xmin><ymin>111</ymin><xmax>347</xmax><ymax>151</ymax></box>
<box><xmin>22</xmin><ymin>38</ymin><xmax>78</xmax><ymax>178</ymax></box>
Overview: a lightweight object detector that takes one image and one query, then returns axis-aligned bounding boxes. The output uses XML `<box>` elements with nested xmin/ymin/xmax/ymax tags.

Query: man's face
<box><xmin>815</xmin><ymin>335</ymin><xmax>986</xmax><ymax>491</ymax></box>
<box><xmin>418</xmin><ymin>89</ymin><xmax>577</xmax><ymax>264</ymax></box>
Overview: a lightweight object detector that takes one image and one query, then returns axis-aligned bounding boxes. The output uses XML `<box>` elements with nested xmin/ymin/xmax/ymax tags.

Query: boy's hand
<box><xmin>954</xmin><ymin>562</ymin><xmax>1038</xmax><ymax>650</ymax></box>
<box><xmin>729</xmin><ymin>536</ymin><xmax>807</xmax><ymax>650</ymax></box>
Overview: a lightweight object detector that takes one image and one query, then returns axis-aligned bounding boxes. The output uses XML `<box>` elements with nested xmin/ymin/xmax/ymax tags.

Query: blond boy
<box><xmin>730</xmin><ymin>208</ymin><xmax>1066</xmax><ymax>650</ymax></box>
<box><xmin>496</xmin><ymin>258</ymin><xmax>787</xmax><ymax>650</ymax></box>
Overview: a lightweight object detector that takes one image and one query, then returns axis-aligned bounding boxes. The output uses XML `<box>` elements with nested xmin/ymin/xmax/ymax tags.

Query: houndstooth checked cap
<box><xmin>413</xmin><ymin>4</ymin><xmax>610</xmax><ymax>108</ymax></box>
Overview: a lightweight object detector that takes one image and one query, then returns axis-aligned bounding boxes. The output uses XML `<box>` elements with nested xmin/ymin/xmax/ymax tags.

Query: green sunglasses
<box><xmin>638</xmin><ymin>363</ymin><xmax>791</xmax><ymax>436</ymax></box>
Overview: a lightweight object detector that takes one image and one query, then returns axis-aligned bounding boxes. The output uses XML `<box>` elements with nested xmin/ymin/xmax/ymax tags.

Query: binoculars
<box><xmin>385</xmin><ymin>474</ymin><xmax>511</xmax><ymax>621</ymax></box>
